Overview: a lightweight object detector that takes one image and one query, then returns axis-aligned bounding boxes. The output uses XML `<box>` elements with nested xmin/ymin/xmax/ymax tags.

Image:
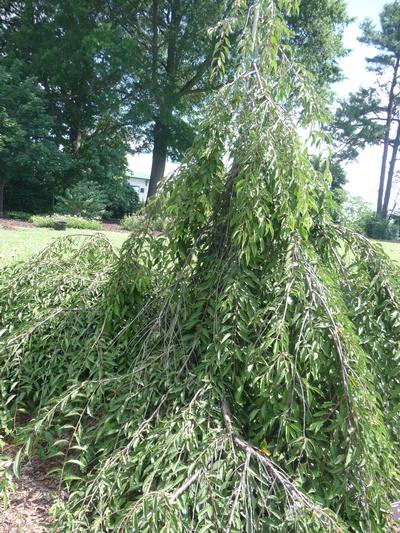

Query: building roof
<box><xmin>131</xmin><ymin>171</ymin><xmax>150</xmax><ymax>182</ymax></box>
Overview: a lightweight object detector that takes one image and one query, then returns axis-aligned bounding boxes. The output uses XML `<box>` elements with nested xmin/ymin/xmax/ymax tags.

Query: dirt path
<box><xmin>0</xmin><ymin>447</ymin><xmax>58</xmax><ymax>533</ymax></box>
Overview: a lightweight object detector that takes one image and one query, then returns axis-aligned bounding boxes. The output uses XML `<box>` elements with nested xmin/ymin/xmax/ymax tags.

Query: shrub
<box><xmin>121</xmin><ymin>213</ymin><xmax>168</xmax><ymax>233</ymax></box>
<box><xmin>338</xmin><ymin>193</ymin><xmax>374</xmax><ymax>234</ymax></box>
<box><xmin>56</xmin><ymin>181</ymin><xmax>108</xmax><ymax>219</ymax></box>
<box><xmin>102</xmin><ymin>179</ymin><xmax>140</xmax><ymax>219</ymax></box>
<box><xmin>5</xmin><ymin>210</ymin><xmax>32</xmax><ymax>221</ymax></box>
<box><xmin>120</xmin><ymin>214</ymin><xmax>147</xmax><ymax>232</ymax></box>
<box><xmin>62</xmin><ymin>216</ymin><xmax>102</xmax><ymax>230</ymax></box>
<box><xmin>30</xmin><ymin>215</ymin><xmax>56</xmax><ymax>228</ymax></box>
<box><xmin>30</xmin><ymin>215</ymin><xmax>102</xmax><ymax>230</ymax></box>
<box><xmin>365</xmin><ymin>215</ymin><xmax>399</xmax><ymax>240</ymax></box>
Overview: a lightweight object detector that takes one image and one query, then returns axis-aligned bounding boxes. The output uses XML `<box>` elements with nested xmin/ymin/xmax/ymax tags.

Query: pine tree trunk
<box><xmin>382</xmin><ymin>120</ymin><xmax>400</xmax><ymax>218</ymax></box>
<box><xmin>148</xmin><ymin>118</ymin><xmax>168</xmax><ymax>199</ymax></box>
<box><xmin>377</xmin><ymin>56</ymin><xmax>400</xmax><ymax>218</ymax></box>
<box><xmin>0</xmin><ymin>181</ymin><xmax>5</xmax><ymax>218</ymax></box>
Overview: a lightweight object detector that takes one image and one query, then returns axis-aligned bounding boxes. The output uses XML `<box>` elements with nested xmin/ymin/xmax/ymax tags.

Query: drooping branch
<box><xmin>220</xmin><ymin>400</ymin><xmax>345</xmax><ymax>530</ymax></box>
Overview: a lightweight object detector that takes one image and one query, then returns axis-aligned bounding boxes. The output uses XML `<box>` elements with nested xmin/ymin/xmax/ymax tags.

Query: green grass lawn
<box><xmin>0</xmin><ymin>226</ymin><xmax>129</xmax><ymax>265</ymax></box>
<box><xmin>374</xmin><ymin>240</ymin><xmax>400</xmax><ymax>263</ymax></box>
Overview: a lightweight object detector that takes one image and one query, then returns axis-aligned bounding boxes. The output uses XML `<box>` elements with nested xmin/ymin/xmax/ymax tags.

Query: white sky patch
<box><xmin>127</xmin><ymin>152</ymin><xmax>178</xmax><ymax>179</ymax></box>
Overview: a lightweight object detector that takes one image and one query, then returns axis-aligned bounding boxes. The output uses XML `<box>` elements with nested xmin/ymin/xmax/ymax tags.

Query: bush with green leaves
<box><xmin>56</xmin><ymin>180</ymin><xmax>108</xmax><ymax>220</ymax></box>
<box><xmin>120</xmin><ymin>213</ymin><xmax>146</xmax><ymax>231</ymax></box>
<box><xmin>4</xmin><ymin>210</ymin><xmax>32</xmax><ymax>221</ymax></box>
<box><xmin>30</xmin><ymin>215</ymin><xmax>102</xmax><ymax>230</ymax></box>
<box><xmin>1</xmin><ymin>1</ymin><xmax>400</xmax><ymax>531</ymax></box>
<box><xmin>365</xmin><ymin>214</ymin><xmax>399</xmax><ymax>241</ymax></box>
<box><xmin>102</xmin><ymin>179</ymin><xmax>140</xmax><ymax>219</ymax></box>
<box><xmin>121</xmin><ymin>213</ymin><xmax>168</xmax><ymax>233</ymax></box>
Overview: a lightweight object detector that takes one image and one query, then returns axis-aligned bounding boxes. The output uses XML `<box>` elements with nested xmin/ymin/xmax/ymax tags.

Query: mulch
<box><xmin>0</xmin><ymin>219</ymin><xmax>32</xmax><ymax>230</ymax></box>
<box><xmin>0</xmin><ymin>446</ymin><xmax>61</xmax><ymax>533</ymax></box>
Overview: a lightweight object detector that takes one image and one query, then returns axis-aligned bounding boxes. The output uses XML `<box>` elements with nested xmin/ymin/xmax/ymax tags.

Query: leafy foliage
<box><xmin>0</xmin><ymin>439</ymin><xmax>13</xmax><ymax>507</ymax></box>
<box><xmin>336</xmin><ymin>192</ymin><xmax>374</xmax><ymax>234</ymax></box>
<box><xmin>102</xmin><ymin>179</ymin><xmax>140</xmax><ymax>219</ymax></box>
<box><xmin>31</xmin><ymin>215</ymin><xmax>102</xmax><ymax>231</ymax></box>
<box><xmin>56</xmin><ymin>181</ymin><xmax>108</xmax><ymax>220</ymax></box>
<box><xmin>0</xmin><ymin>61</ymin><xmax>64</xmax><ymax>216</ymax></box>
<box><xmin>0</xmin><ymin>1</ymin><xmax>399</xmax><ymax>531</ymax></box>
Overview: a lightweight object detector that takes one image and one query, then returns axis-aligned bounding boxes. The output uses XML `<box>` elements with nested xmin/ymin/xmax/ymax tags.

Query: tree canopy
<box><xmin>0</xmin><ymin>0</ymin><xmax>350</xmax><ymax>206</ymax></box>
<box><xmin>0</xmin><ymin>61</ymin><xmax>62</xmax><ymax>216</ymax></box>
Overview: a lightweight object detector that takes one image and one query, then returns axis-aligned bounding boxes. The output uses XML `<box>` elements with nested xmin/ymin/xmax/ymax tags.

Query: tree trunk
<box><xmin>147</xmin><ymin>118</ymin><xmax>169</xmax><ymax>199</ymax></box>
<box><xmin>382</xmin><ymin>120</ymin><xmax>400</xmax><ymax>218</ymax></box>
<box><xmin>376</xmin><ymin>56</ymin><xmax>400</xmax><ymax>217</ymax></box>
<box><xmin>0</xmin><ymin>181</ymin><xmax>5</xmax><ymax>218</ymax></box>
<box><xmin>69</xmin><ymin>126</ymin><xmax>81</xmax><ymax>154</ymax></box>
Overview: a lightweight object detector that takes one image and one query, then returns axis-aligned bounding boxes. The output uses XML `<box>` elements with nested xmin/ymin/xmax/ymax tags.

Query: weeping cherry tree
<box><xmin>0</xmin><ymin>0</ymin><xmax>400</xmax><ymax>531</ymax></box>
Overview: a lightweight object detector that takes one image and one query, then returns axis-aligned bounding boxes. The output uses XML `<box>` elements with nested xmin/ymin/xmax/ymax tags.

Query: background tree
<box><xmin>0</xmin><ymin>0</ymin><xmax>135</xmax><ymax>196</ymax></box>
<box><xmin>1</xmin><ymin>0</ymin><xmax>349</xmax><ymax>205</ymax></box>
<box><xmin>111</xmin><ymin>0</ymin><xmax>350</xmax><ymax>198</ymax></box>
<box><xmin>106</xmin><ymin>0</ymin><xmax>233</xmax><ymax>198</ymax></box>
<box><xmin>330</xmin><ymin>87</ymin><xmax>384</xmax><ymax>196</ymax></box>
<box><xmin>332</xmin><ymin>1</ymin><xmax>400</xmax><ymax>219</ymax></box>
<box><xmin>287</xmin><ymin>0</ymin><xmax>349</xmax><ymax>87</ymax></box>
<box><xmin>0</xmin><ymin>62</ymin><xmax>62</xmax><ymax>216</ymax></box>
<box><xmin>360</xmin><ymin>0</ymin><xmax>400</xmax><ymax>218</ymax></box>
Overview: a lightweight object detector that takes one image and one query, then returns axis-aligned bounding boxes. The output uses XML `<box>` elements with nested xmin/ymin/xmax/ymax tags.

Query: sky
<box><xmin>129</xmin><ymin>0</ymin><xmax>389</xmax><ymax>208</ymax></box>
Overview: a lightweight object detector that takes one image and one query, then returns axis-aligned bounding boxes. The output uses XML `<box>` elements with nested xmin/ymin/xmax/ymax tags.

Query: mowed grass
<box><xmin>0</xmin><ymin>226</ymin><xmax>129</xmax><ymax>265</ymax></box>
<box><xmin>374</xmin><ymin>240</ymin><xmax>400</xmax><ymax>263</ymax></box>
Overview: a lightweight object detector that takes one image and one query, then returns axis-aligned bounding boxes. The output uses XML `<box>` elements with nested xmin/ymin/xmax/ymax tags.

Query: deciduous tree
<box><xmin>0</xmin><ymin>62</ymin><xmax>62</xmax><ymax>216</ymax></box>
<box><xmin>1</xmin><ymin>2</ymin><xmax>399</xmax><ymax>531</ymax></box>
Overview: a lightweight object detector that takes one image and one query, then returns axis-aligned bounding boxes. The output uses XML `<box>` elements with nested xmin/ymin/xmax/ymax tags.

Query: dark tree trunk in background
<box><xmin>147</xmin><ymin>0</ymin><xmax>179</xmax><ymax>201</ymax></box>
<box><xmin>148</xmin><ymin>118</ymin><xmax>169</xmax><ymax>199</ymax></box>
<box><xmin>377</xmin><ymin>56</ymin><xmax>400</xmax><ymax>218</ymax></box>
<box><xmin>382</xmin><ymin>120</ymin><xmax>400</xmax><ymax>218</ymax></box>
<box><xmin>0</xmin><ymin>181</ymin><xmax>5</xmax><ymax>218</ymax></box>
<box><xmin>70</xmin><ymin>126</ymin><xmax>82</xmax><ymax>154</ymax></box>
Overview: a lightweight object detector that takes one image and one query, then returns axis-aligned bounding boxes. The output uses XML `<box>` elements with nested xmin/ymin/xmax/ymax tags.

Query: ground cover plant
<box><xmin>0</xmin><ymin>1</ymin><xmax>400</xmax><ymax>531</ymax></box>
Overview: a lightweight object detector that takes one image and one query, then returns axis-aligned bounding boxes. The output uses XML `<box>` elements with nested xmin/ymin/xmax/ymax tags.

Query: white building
<box><xmin>128</xmin><ymin>172</ymin><xmax>150</xmax><ymax>203</ymax></box>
